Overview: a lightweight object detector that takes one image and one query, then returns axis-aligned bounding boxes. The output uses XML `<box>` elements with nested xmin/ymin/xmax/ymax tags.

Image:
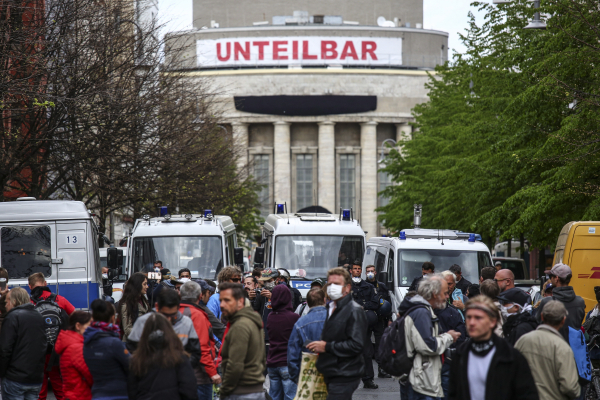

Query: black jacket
<box><xmin>288</xmin><ymin>285</ymin><xmax>302</xmax><ymax>311</ymax></box>
<box><xmin>536</xmin><ymin>286</ymin><xmax>586</xmax><ymax>342</ymax></box>
<box><xmin>408</xmin><ymin>276</ymin><xmax>423</xmax><ymax>292</ymax></box>
<box><xmin>127</xmin><ymin>354</ymin><xmax>197</xmax><ymax>400</ymax></box>
<box><xmin>368</xmin><ymin>280</ymin><xmax>391</xmax><ymax>303</ymax></box>
<box><xmin>350</xmin><ymin>279</ymin><xmax>379</xmax><ymax>311</ymax></box>
<box><xmin>0</xmin><ymin>303</ymin><xmax>47</xmax><ymax>384</ymax></box>
<box><xmin>502</xmin><ymin>312</ymin><xmax>538</xmax><ymax>346</ymax></box>
<box><xmin>455</xmin><ymin>277</ymin><xmax>472</xmax><ymax>295</ymax></box>
<box><xmin>316</xmin><ymin>294</ymin><xmax>366</xmax><ymax>383</ymax></box>
<box><xmin>449</xmin><ymin>334</ymin><xmax>539</xmax><ymax>400</ymax></box>
<box><xmin>434</xmin><ymin>304</ymin><xmax>467</xmax><ymax>348</ymax></box>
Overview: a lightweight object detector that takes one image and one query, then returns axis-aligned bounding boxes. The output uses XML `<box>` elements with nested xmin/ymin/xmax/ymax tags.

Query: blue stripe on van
<box><xmin>10</xmin><ymin>282</ymin><xmax>100</xmax><ymax>310</ymax></box>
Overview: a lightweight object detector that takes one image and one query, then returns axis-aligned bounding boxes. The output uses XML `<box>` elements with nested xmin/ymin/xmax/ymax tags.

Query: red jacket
<box><xmin>180</xmin><ymin>302</ymin><xmax>218</xmax><ymax>380</ymax></box>
<box><xmin>30</xmin><ymin>287</ymin><xmax>76</xmax><ymax>315</ymax></box>
<box><xmin>55</xmin><ymin>330</ymin><xmax>93</xmax><ymax>400</ymax></box>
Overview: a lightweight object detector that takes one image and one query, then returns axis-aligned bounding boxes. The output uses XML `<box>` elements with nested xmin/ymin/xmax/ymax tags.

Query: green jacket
<box><xmin>220</xmin><ymin>306</ymin><xmax>266</xmax><ymax>396</ymax></box>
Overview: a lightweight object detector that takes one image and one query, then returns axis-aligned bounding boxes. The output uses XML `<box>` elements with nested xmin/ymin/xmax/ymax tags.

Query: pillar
<box><xmin>318</xmin><ymin>121</ymin><xmax>335</xmax><ymax>213</ymax></box>
<box><xmin>361</xmin><ymin>121</ymin><xmax>378</xmax><ymax>239</ymax></box>
<box><xmin>273</xmin><ymin>121</ymin><xmax>291</xmax><ymax>208</ymax></box>
<box><xmin>396</xmin><ymin>123</ymin><xmax>412</xmax><ymax>143</ymax></box>
<box><xmin>231</xmin><ymin>122</ymin><xmax>249</xmax><ymax>175</ymax></box>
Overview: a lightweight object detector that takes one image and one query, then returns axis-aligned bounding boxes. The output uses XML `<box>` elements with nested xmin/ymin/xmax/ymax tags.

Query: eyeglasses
<box><xmin>494</xmin><ymin>278</ymin><xmax>510</xmax><ymax>283</ymax></box>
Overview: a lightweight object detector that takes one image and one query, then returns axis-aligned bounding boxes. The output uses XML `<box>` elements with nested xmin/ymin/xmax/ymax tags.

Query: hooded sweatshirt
<box><xmin>55</xmin><ymin>330</ymin><xmax>93</xmax><ymax>400</ymax></box>
<box><xmin>266</xmin><ymin>284</ymin><xmax>300</xmax><ymax>368</ymax></box>
<box><xmin>536</xmin><ymin>286</ymin><xmax>586</xmax><ymax>341</ymax></box>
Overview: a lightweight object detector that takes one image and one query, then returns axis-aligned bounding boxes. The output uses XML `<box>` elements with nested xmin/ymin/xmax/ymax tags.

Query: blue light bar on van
<box><xmin>204</xmin><ymin>209</ymin><xmax>213</xmax><ymax>218</ymax></box>
<box><xmin>342</xmin><ymin>209</ymin><xmax>351</xmax><ymax>221</ymax></box>
<box><xmin>159</xmin><ymin>206</ymin><xmax>168</xmax><ymax>216</ymax></box>
<box><xmin>400</xmin><ymin>231</ymin><xmax>406</xmax><ymax>240</ymax></box>
<box><xmin>468</xmin><ymin>233</ymin><xmax>476</xmax><ymax>242</ymax></box>
<box><xmin>276</xmin><ymin>204</ymin><xmax>285</xmax><ymax>214</ymax></box>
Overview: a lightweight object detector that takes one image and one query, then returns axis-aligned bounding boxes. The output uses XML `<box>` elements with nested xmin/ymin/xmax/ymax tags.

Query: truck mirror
<box><xmin>234</xmin><ymin>247</ymin><xmax>244</xmax><ymax>265</ymax></box>
<box><xmin>107</xmin><ymin>248</ymin><xmax>123</xmax><ymax>270</ymax></box>
<box><xmin>379</xmin><ymin>272</ymin><xmax>389</xmax><ymax>284</ymax></box>
<box><xmin>254</xmin><ymin>247</ymin><xmax>265</xmax><ymax>264</ymax></box>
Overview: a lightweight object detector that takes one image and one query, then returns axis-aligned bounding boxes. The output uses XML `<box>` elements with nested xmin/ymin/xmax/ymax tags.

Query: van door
<box><xmin>56</xmin><ymin>222</ymin><xmax>90</xmax><ymax>309</ymax></box>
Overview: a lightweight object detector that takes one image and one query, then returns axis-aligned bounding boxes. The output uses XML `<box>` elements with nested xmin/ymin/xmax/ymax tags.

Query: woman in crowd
<box><xmin>118</xmin><ymin>272</ymin><xmax>149</xmax><ymax>341</ymax></box>
<box><xmin>84</xmin><ymin>299</ymin><xmax>130</xmax><ymax>400</ymax></box>
<box><xmin>55</xmin><ymin>311</ymin><xmax>93</xmax><ymax>400</ymax></box>
<box><xmin>127</xmin><ymin>313</ymin><xmax>197</xmax><ymax>400</ymax></box>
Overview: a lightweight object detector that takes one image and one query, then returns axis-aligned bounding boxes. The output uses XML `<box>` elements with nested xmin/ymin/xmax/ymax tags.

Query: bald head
<box><xmin>494</xmin><ymin>269</ymin><xmax>515</xmax><ymax>292</ymax></box>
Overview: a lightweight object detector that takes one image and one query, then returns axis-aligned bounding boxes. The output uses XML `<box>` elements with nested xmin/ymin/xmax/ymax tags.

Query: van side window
<box><xmin>363</xmin><ymin>245</ymin><xmax>377</xmax><ymax>267</ymax></box>
<box><xmin>387</xmin><ymin>250</ymin><xmax>394</xmax><ymax>281</ymax></box>
<box><xmin>1</xmin><ymin>226</ymin><xmax>52</xmax><ymax>279</ymax></box>
<box><xmin>374</xmin><ymin>247</ymin><xmax>386</xmax><ymax>274</ymax></box>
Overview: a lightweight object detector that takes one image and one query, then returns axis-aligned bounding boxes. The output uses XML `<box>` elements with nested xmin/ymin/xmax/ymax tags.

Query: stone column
<box><xmin>396</xmin><ymin>123</ymin><xmax>412</xmax><ymax>143</ymax></box>
<box><xmin>360</xmin><ymin>121</ymin><xmax>378</xmax><ymax>240</ymax></box>
<box><xmin>273</xmin><ymin>121</ymin><xmax>291</xmax><ymax>208</ymax></box>
<box><xmin>317</xmin><ymin>121</ymin><xmax>335</xmax><ymax>213</ymax></box>
<box><xmin>231</xmin><ymin>122</ymin><xmax>249</xmax><ymax>175</ymax></box>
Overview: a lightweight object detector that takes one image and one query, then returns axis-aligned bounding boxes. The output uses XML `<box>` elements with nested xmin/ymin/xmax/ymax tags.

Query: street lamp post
<box><xmin>524</xmin><ymin>0</ymin><xmax>546</xmax><ymax>30</ymax></box>
<box><xmin>379</xmin><ymin>138</ymin><xmax>397</xmax><ymax>164</ymax></box>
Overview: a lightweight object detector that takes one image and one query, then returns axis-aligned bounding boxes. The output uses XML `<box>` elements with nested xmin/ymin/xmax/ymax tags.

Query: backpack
<box><xmin>377</xmin><ymin>304</ymin><xmax>428</xmax><ymax>377</ymax></box>
<box><xmin>33</xmin><ymin>294</ymin><xmax>64</xmax><ymax>351</ymax></box>
<box><xmin>583</xmin><ymin>315</ymin><xmax>600</xmax><ymax>340</ymax></box>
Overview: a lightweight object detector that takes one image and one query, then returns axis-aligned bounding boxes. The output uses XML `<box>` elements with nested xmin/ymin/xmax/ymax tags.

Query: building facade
<box><xmin>167</xmin><ymin>0</ymin><xmax>448</xmax><ymax>238</ymax></box>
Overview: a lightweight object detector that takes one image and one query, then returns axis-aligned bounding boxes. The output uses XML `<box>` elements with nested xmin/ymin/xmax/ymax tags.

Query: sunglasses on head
<box><xmin>231</xmin><ymin>278</ymin><xmax>241</xmax><ymax>283</ymax></box>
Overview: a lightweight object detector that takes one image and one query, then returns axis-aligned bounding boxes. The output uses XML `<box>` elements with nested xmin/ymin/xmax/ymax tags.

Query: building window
<box><xmin>379</xmin><ymin>171</ymin><xmax>393</xmax><ymax>208</ymax></box>
<box><xmin>254</xmin><ymin>155</ymin><xmax>270</xmax><ymax>218</ymax></box>
<box><xmin>340</xmin><ymin>154</ymin><xmax>356</xmax><ymax>210</ymax></box>
<box><xmin>296</xmin><ymin>154</ymin><xmax>313</xmax><ymax>210</ymax></box>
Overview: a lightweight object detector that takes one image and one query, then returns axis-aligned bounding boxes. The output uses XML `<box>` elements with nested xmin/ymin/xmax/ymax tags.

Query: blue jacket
<box><xmin>287</xmin><ymin>306</ymin><xmax>327</xmax><ymax>383</ymax></box>
<box><xmin>83</xmin><ymin>326</ymin><xmax>130</xmax><ymax>399</ymax></box>
<box><xmin>207</xmin><ymin>293</ymin><xmax>221</xmax><ymax>320</ymax></box>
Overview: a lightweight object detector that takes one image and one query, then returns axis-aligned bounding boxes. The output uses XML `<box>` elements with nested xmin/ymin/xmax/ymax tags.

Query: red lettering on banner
<box><xmin>292</xmin><ymin>41</ymin><xmax>299</xmax><ymax>60</ymax></box>
<box><xmin>253</xmin><ymin>41</ymin><xmax>269</xmax><ymax>60</ymax></box>
<box><xmin>340</xmin><ymin>41</ymin><xmax>358</xmax><ymax>60</ymax></box>
<box><xmin>361</xmin><ymin>41</ymin><xmax>377</xmax><ymax>60</ymax></box>
<box><xmin>321</xmin><ymin>41</ymin><xmax>338</xmax><ymax>59</ymax></box>
<box><xmin>302</xmin><ymin>40</ymin><xmax>317</xmax><ymax>60</ymax></box>
<box><xmin>216</xmin><ymin>42</ymin><xmax>231</xmax><ymax>61</ymax></box>
<box><xmin>234</xmin><ymin>42</ymin><xmax>250</xmax><ymax>60</ymax></box>
<box><xmin>273</xmin><ymin>41</ymin><xmax>288</xmax><ymax>60</ymax></box>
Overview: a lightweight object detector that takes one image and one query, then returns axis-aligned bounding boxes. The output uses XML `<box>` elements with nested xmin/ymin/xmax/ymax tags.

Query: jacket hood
<box><xmin>398</xmin><ymin>294</ymin><xmax>431</xmax><ymax>314</ymax></box>
<box><xmin>230</xmin><ymin>304</ymin><xmax>264</xmax><ymax>329</ymax></box>
<box><xmin>271</xmin><ymin>284</ymin><xmax>293</xmax><ymax>312</ymax></box>
<box><xmin>83</xmin><ymin>325</ymin><xmax>118</xmax><ymax>345</ymax></box>
<box><xmin>30</xmin><ymin>286</ymin><xmax>51</xmax><ymax>302</ymax></box>
<box><xmin>55</xmin><ymin>330</ymin><xmax>83</xmax><ymax>355</ymax></box>
<box><xmin>552</xmin><ymin>286</ymin><xmax>576</xmax><ymax>303</ymax></box>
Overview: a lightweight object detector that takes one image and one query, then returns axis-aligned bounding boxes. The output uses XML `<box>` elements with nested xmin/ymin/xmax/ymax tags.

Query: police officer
<box><xmin>350</xmin><ymin>261</ymin><xmax>379</xmax><ymax>389</ymax></box>
<box><xmin>365</xmin><ymin>264</ymin><xmax>392</xmax><ymax>378</ymax></box>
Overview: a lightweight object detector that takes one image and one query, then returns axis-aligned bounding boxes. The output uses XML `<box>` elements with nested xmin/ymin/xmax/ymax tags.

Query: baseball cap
<box><xmin>170</xmin><ymin>276</ymin><xmax>185</xmax><ymax>285</ymax></box>
<box><xmin>494</xmin><ymin>261</ymin><xmax>502</xmax><ymax>266</ymax></box>
<box><xmin>311</xmin><ymin>278</ymin><xmax>325</xmax><ymax>288</ymax></box>
<box><xmin>548</xmin><ymin>263</ymin><xmax>572</xmax><ymax>279</ymax></box>
<box><xmin>541</xmin><ymin>300</ymin><xmax>568</xmax><ymax>321</ymax></box>
<box><xmin>259</xmin><ymin>268</ymin><xmax>280</xmax><ymax>281</ymax></box>
<box><xmin>496</xmin><ymin>288</ymin><xmax>531</xmax><ymax>308</ymax></box>
<box><xmin>194</xmin><ymin>279</ymin><xmax>215</xmax><ymax>294</ymax></box>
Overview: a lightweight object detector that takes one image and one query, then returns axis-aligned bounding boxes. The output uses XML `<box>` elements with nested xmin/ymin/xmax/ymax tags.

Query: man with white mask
<box><xmin>497</xmin><ymin>289</ymin><xmax>538</xmax><ymax>346</ymax></box>
<box><xmin>306</xmin><ymin>267</ymin><xmax>367</xmax><ymax>399</ymax></box>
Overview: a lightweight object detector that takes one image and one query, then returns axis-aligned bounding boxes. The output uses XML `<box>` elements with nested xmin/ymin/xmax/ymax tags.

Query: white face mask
<box><xmin>366</xmin><ymin>272</ymin><xmax>375</xmax><ymax>280</ymax></box>
<box><xmin>102</xmin><ymin>273</ymin><xmax>109</xmax><ymax>279</ymax></box>
<box><xmin>327</xmin><ymin>284</ymin><xmax>344</xmax><ymax>301</ymax></box>
<box><xmin>352</xmin><ymin>277</ymin><xmax>361</xmax><ymax>284</ymax></box>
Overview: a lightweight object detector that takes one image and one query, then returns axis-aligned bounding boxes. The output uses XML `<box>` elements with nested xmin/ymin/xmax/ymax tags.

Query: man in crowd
<box><xmin>0</xmin><ymin>267</ymin><xmax>9</xmax><ymax>330</ymax></box>
<box><xmin>294</xmin><ymin>278</ymin><xmax>325</xmax><ymax>316</ymax></box>
<box><xmin>398</xmin><ymin>274</ymin><xmax>460</xmax><ymax>400</ymax></box>
<box><xmin>480</xmin><ymin>279</ymin><xmax>505</xmax><ymax>337</ymax></box>
<box><xmin>208</xmin><ymin>266</ymin><xmax>242</xmax><ymax>320</ymax></box>
<box><xmin>307</xmin><ymin>267</ymin><xmax>366</xmax><ymax>399</ymax></box>
<box><xmin>408</xmin><ymin>262</ymin><xmax>435</xmax><ymax>291</ymax></box>
<box><xmin>253</xmin><ymin>269</ymin><xmax>280</xmax><ymax>355</ymax></box>
<box><xmin>219</xmin><ymin>282</ymin><xmax>266</xmax><ymax>400</ymax></box>
<box><xmin>365</xmin><ymin>264</ymin><xmax>392</xmax><ymax>379</ymax></box>
<box><xmin>0</xmin><ymin>288</ymin><xmax>47</xmax><ymax>400</ymax></box>
<box><xmin>288</xmin><ymin>288</ymin><xmax>327</xmax><ymax>383</ymax></box>
<box><xmin>479</xmin><ymin>267</ymin><xmax>496</xmax><ymax>284</ymax></box>
<box><xmin>194</xmin><ymin>279</ymin><xmax>225</xmax><ymax>341</ymax></box>
<box><xmin>276</xmin><ymin>269</ymin><xmax>302</xmax><ymax>311</ymax></box>
<box><xmin>179</xmin><ymin>268</ymin><xmax>192</xmax><ymax>279</ymax></box>
<box><xmin>441</xmin><ymin>271</ymin><xmax>468</xmax><ymax>314</ymax></box>
<box><xmin>494</xmin><ymin>269</ymin><xmax>531</xmax><ymax>306</ymax></box>
<box><xmin>495</xmin><ymin>260</ymin><xmax>502</xmax><ymax>272</ymax></box>
<box><xmin>536</xmin><ymin>263</ymin><xmax>585</xmax><ymax>342</ymax></box>
<box><xmin>497</xmin><ymin>288</ymin><xmax>537</xmax><ymax>346</ymax></box>
<box><xmin>516</xmin><ymin>300</ymin><xmax>580</xmax><ymax>400</ymax></box>
<box><xmin>29</xmin><ymin>272</ymin><xmax>74</xmax><ymax>400</ymax></box>
<box><xmin>449</xmin><ymin>264</ymin><xmax>471</xmax><ymax>295</ymax></box>
<box><xmin>180</xmin><ymin>281</ymin><xmax>221</xmax><ymax>400</ymax></box>
<box><xmin>349</xmin><ymin>262</ymin><xmax>380</xmax><ymax>389</ymax></box>
<box><xmin>450</xmin><ymin>295</ymin><xmax>538</xmax><ymax>400</ymax></box>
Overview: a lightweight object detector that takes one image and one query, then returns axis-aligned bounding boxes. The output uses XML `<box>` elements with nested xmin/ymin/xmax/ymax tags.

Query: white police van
<box><xmin>253</xmin><ymin>205</ymin><xmax>366</xmax><ymax>297</ymax></box>
<box><xmin>126</xmin><ymin>211</ymin><xmax>243</xmax><ymax>281</ymax></box>
<box><xmin>99</xmin><ymin>246</ymin><xmax>127</xmax><ymax>302</ymax></box>
<box><xmin>363</xmin><ymin>206</ymin><xmax>493</xmax><ymax>315</ymax></box>
<box><xmin>0</xmin><ymin>198</ymin><xmax>102</xmax><ymax>309</ymax></box>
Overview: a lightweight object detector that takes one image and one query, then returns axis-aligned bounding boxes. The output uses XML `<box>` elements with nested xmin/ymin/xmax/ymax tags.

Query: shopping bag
<box><xmin>569</xmin><ymin>326</ymin><xmax>592</xmax><ymax>383</ymax></box>
<box><xmin>294</xmin><ymin>352</ymin><xmax>327</xmax><ymax>400</ymax></box>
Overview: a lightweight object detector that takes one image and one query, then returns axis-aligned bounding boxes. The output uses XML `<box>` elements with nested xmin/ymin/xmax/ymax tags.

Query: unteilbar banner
<box><xmin>196</xmin><ymin>36</ymin><xmax>402</xmax><ymax>67</ymax></box>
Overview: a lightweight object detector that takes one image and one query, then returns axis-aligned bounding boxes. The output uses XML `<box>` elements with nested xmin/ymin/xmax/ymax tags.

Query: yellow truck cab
<box><xmin>553</xmin><ymin>221</ymin><xmax>600</xmax><ymax>312</ymax></box>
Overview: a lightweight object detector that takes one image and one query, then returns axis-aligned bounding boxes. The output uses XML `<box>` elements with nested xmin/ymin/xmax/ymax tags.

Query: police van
<box><xmin>1</xmin><ymin>198</ymin><xmax>102</xmax><ymax>309</ymax></box>
<box><xmin>363</xmin><ymin>206</ymin><xmax>494</xmax><ymax>314</ymax></box>
<box><xmin>99</xmin><ymin>246</ymin><xmax>127</xmax><ymax>302</ymax></box>
<box><xmin>126</xmin><ymin>211</ymin><xmax>244</xmax><ymax>281</ymax></box>
<box><xmin>253</xmin><ymin>205</ymin><xmax>366</xmax><ymax>297</ymax></box>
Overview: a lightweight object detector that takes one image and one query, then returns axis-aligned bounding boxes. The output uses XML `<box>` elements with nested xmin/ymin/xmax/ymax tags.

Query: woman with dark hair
<box><xmin>84</xmin><ymin>299</ymin><xmax>130</xmax><ymax>400</ymax></box>
<box><xmin>55</xmin><ymin>311</ymin><xmax>93</xmax><ymax>400</ymax></box>
<box><xmin>118</xmin><ymin>272</ymin><xmax>149</xmax><ymax>341</ymax></box>
<box><xmin>127</xmin><ymin>313</ymin><xmax>197</xmax><ymax>400</ymax></box>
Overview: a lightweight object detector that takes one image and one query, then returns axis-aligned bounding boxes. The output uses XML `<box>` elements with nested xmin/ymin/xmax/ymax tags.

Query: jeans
<box><xmin>267</xmin><ymin>367</ymin><xmax>297</xmax><ymax>400</ymax></box>
<box><xmin>400</xmin><ymin>381</ymin><xmax>440</xmax><ymax>400</ymax></box>
<box><xmin>197</xmin><ymin>383</ymin><xmax>213</xmax><ymax>400</ymax></box>
<box><xmin>326</xmin><ymin>380</ymin><xmax>360</xmax><ymax>400</ymax></box>
<box><xmin>440</xmin><ymin>361</ymin><xmax>451</xmax><ymax>400</ymax></box>
<box><xmin>1</xmin><ymin>379</ymin><xmax>42</xmax><ymax>400</ymax></box>
<box><xmin>221</xmin><ymin>393</ymin><xmax>265</xmax><ymax>400</ymax></box>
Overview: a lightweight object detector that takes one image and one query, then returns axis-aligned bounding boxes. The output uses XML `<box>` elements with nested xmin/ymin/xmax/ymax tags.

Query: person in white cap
<box><xmin>535</xmin><ymin>263</ymin><xmax>585</xmax><ymax>342</ymax></box>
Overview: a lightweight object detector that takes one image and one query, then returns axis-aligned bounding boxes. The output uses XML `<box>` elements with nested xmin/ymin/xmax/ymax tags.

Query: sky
<box><xmin>156</xmin><ymin>0</ymin><xmax>488</xmax><ymax>57</ymax></box>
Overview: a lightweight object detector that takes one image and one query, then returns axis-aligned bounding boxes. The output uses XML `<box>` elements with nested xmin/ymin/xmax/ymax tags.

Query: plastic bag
<box><xmin>294</xmin><ymin>352</ymin><xmax>327</xmax><ymax>400</ymax></box>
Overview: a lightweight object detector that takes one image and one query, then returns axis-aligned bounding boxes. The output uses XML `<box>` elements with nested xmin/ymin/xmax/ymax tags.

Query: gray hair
<box><xmin>9</xmin><ymin>287</ymin><xmax>30</xmax><ymax>307</ymax></box>
<box><xmin>417</xmin><ymin>273</ymin><xmax>446</xmax><ymax>301</ymax></box>
<box><xmin>440</xmin><ymin>270</ymin><xmax>456</xmax><ymax>281</ymax></box>
<box><xmin>180</xmin><ymin>281</ymin><xmax>202</xmax><ymax>301</ymax></box>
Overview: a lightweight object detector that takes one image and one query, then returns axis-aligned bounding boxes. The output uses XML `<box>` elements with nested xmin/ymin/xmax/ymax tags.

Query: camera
<box><xmin>147</xmin><ymin>272</ymin><xmax>161</xmax><ymax>280</ymax></box>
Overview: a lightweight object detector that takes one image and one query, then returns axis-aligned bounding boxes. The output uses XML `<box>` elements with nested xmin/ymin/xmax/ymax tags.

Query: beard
<box><xmin>435</xmin><ymin>298</ymin><xmax>447</xmax><ymax>310</ymax></box>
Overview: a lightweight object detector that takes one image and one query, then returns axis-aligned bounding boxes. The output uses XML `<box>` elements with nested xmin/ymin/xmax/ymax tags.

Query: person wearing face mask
<box><xmin>365</xmin><ymin>265</ymin><xmax>393</xmax><ymax>379</ymax></box>
<box><xmin>253</xmin><ymin>269</ymin><xmax>281</xmax><ymax>359</ymax></box>
<box><xmin>306</xmin><ymin>267</ymin><xmax>367</xmax><ymax>399</ymax></box>
<box><xmin>497</xmin><ymin>289</ymin><xmax>538</xmax><ymax>346</ymax></box>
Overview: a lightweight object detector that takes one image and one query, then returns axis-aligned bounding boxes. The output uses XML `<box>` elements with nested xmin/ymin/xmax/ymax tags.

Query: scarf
<box><xmin>469</xmin><ymin>334</ymin><xmax>496</xmax><ymax>357</ymax></box>
<box><xmin>92</xmin><ymin>321</ymin><xmax>121</xmax><ymax>336</ymax></box>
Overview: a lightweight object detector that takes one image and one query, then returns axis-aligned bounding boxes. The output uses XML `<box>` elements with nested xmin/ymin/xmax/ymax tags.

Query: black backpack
<box><xmin>377</xmin><ymin>304</ymin><xmax>428</xmax><ymax>377</ymax></box>
<box><xmin>33</xmin><ymin>294</ymin><xmax>64</xmax><ymax>352</ymax></box>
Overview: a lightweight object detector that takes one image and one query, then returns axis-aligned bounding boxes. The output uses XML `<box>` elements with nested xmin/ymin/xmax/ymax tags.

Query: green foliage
<box><xmin>379</xmin><ymin>0</ymin><xmax>600</xmax><ymax>249</ymax></box>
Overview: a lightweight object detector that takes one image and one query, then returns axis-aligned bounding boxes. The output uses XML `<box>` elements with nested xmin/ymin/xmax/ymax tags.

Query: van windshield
<box><xmin>132</xmin><ymin>236</ymin><xmax>223</xmax><ymax>280</ymax></box>
<box><xmin>274</xmin><ymin>235</ymin><xmax>364</xmax><ymax>280</ymax></box>
<box><xmin>397</xmin><ymin>249</ymin><xmax>492</xmax><ymax>287</ymax></box>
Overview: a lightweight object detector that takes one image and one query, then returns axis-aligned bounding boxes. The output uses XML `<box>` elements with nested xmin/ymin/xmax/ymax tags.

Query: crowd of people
<box><xmin>0</xmin><ymin>258</ymin><xmax>596</xmax><ymax>400</ymax></box>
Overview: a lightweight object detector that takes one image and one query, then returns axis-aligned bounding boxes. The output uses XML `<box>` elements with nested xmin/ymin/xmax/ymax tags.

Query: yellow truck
<box><xmin>553</xmin><ymin>221</ymin><xmax>600</xmax><ymax>311</ymax></box>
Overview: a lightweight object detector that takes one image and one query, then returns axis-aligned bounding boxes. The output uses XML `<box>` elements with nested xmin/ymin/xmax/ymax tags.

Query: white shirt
<box><xmin>328</xmin><ymin>301</ymin><xmax>337</xmax><ymax>318</ymax></box>
<box><xmin>467</xmin><ymin>347</ymin><xmax>496</xmax><ymax>400</ymax></box>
